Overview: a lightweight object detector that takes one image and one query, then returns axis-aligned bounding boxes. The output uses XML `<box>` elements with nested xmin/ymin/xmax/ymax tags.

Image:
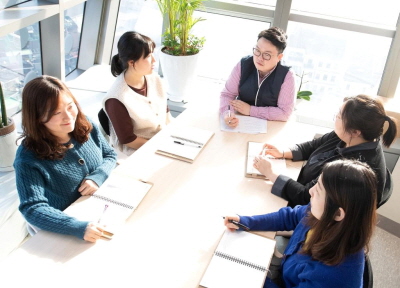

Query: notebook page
<box><xmin>200</xmin><ymin>230</ymin><xmax>276</xmax><ymax>288</ymax></box>
<box><xmin>220</xmin><ymin>115</ymin><xmax>267</xmax><ymax>134</ymax></box>
<box><xmin>246</xmin><ymin>142</ymin><xmax>286</xmax><ymax>177</ymax></box>
<box><xmin>94</xmin><ymin>173</ymin><xmax>151</xmax><ymax>209</ymax></box>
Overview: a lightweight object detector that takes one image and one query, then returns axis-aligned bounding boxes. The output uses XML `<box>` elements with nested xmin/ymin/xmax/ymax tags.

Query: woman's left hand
<box><xmin>231</xmin><ymin>100</ymin><xmax>251</xmax><ymax>116</ymax></box>
<box><xmin>253</xmin><ymin>156</ymin><xmax>278</xmax><ymax>182</ymax></box>
<box><xmin>79</xmin><ymin>179</ymin><xmax>99</xmax><ymax>196</ymax></box>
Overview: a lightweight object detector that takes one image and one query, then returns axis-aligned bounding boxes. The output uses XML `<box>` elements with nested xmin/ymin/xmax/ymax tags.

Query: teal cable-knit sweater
<box><xmin>14</xmin><ymin>120</ymin><xmax>117</xmax><ymax>240</ymax></box>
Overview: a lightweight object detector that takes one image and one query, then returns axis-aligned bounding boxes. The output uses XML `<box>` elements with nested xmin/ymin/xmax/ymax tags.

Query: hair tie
<box><xmin>385</xmin><ymin>115</ymin><xmax>391</xmax><ymax>121</ymax></box>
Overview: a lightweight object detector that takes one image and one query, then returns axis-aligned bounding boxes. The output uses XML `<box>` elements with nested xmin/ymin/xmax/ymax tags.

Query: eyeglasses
<box><xmin>253</xmin><ymin>47</ymin><xmax>279</xmax><ymax>61</ymax></box>
<box><xmin>333</xmin><ymin>111</ymin><xmax>342</xmax><ymax>121</ymax></box>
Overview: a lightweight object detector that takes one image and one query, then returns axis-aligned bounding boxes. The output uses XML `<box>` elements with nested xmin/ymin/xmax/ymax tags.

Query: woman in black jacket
<box><xmin>254</xmin><ymin>94</ymin><xmax>397</xmax><ymax>208</ymax></box>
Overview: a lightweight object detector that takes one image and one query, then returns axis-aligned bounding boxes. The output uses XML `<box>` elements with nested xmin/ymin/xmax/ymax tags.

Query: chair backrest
<box><xmin>378</xmin><ymin>167</ymin><xmax>393</xmax><ymax>208</ymax></box>
<box><xmin>98</xmin><ymin>108</ymin><xmax>110</xmax><ymax>136</ymax></box>
<box><xmin>363</xmin><ymin>254</ymin><xmax>373</xmax><ymax>288</ymax></box>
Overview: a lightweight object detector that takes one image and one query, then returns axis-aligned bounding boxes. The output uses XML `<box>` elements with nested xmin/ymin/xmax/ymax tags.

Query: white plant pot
<box><xmin>159</xmin><ymin>50</ymin><xmax>200</xmax><ymax>103</ymax></box>
<box><xmin>0</xmin><ymin>118</ymin><xmax>18</xmax><ymax>172</ymax></box>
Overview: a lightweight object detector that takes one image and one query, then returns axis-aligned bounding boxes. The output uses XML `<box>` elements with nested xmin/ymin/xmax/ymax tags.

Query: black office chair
<box><xmin>378</xmin><ymin>168</ymin><xmax>393</xmax><ymax>208</ymax></box>
<box><xmin>98</xmin><ymin>108</ymin><xmax>110</xmax><ymax>136</ymax></box>
<box><xmin>363</xmin><ymin>254</ymin><xmax>373</xmax><ymax>288</ymax></box>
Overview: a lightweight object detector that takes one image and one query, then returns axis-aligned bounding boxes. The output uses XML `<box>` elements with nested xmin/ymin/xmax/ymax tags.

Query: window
<box><xmin>0</xmin><ymin>23</ymin><xmax>42</xmax><ymax>115</ymax></box>
<box><xmin>64</xmin><ymin>3</ymin><xmax>85</xmax><ymax>76</ymax></box>
<box><xmin>0</xmin><ymin>0</ymin><xmax>29</xmax><ymax>10</ymax></box>
<box><xmin>285</xmin><ymin>21</ymin><xmax>392</xmax><ymax>106</ymax></box>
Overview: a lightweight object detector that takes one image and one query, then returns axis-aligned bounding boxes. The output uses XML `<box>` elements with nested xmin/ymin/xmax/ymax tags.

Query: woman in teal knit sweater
<box><xmin>14</xmin><ymin>76</ymin><xmax>117</xmax><ymax>242</ymax></box>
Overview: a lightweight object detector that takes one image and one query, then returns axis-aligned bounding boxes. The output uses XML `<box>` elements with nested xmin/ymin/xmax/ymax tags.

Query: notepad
<box><xmin>64</xmin><ymin>171</ymin><xmax>152</xmax><ymax>238</ymax></box>
<box><xmin>155</xmin><ymin>126</ymin><xmax>214</xmax><ymax>163</ymax></box>
<box><xmin>220</xmin><ymin>114</ymin><xmax>267</xmax><ymax>134</ymax></box>
<box><xmin>200</xmin><ymin>230</ymin><xmax>276</xmax><ymax>288</ymax></box>
<box><xmin>246</xmin><ymin>141</ymin><xmax>287</xmax><ymax>179</ymax></box>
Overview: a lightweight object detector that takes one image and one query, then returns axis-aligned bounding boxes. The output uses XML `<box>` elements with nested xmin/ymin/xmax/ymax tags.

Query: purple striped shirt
<box><xmin>219</xmin><ymin>60</ymin><xmax>295</xmax><ymax>121</ymax></box>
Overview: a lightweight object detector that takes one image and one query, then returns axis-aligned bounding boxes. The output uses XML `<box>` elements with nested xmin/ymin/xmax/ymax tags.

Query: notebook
<box><xmin>64</xmin><ymin>171</ymin><xmax>152</xmax><ymax>238</ymax></box>
<box><xmin>155</xmin><ymin>126</ymin><xmax>214</xmax><ymax>163</ymax></box>
<box><xmin>220</xmin><ymin>114</ymin><xmax>267</xmax><ymax>134</ymax></box>
<box><xmin>200</xmin><ymin>230</ymin><xmax>276</xmax><ymax>288</ymax></box>
<box><xmin>246</xmin><ymin>141</ymin><xmax>287</xmax><ymax>179</ymax></box>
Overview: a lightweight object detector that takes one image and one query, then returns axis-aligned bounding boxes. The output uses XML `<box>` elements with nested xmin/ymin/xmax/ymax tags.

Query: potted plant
<box><xmin>155</xmin><ymin>0</ymin><xmax>206</xmax><ymax>103</ymax></box>
<box><xmin>296</xmin><ymin>71</ymin><xmax>312</xmax><ymax>101</ymax></box>
<box><xmin>0</xmin><ymin>82</ymin><xmax>18</xmax><ymax>172</ymax></box>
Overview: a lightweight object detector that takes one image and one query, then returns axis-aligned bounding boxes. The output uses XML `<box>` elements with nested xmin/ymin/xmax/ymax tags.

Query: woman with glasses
<box><xmin>220</xmin><ymin>27</ymin><xmax>295</xmax><ymax>127</ymax></box>
<box><xmin>253</xmin><ymin>94</ymin><xmax>397</xmax><ymax>208</ymax></box>
<box><xmin>224</xmin><ymin>159</ymin><xmax>377</xmax><ymax>288</ymax></box>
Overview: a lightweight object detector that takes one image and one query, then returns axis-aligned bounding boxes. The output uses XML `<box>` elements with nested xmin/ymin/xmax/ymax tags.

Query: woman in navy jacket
<box><xmin>224</xmin><ymin>159</ymin><xmax>377</xmax><ymax>288</ymax></box>
<box><xmin>254</xmin><ymin>94</ymin><xmax>397</xmax><ymax>208</ymax></box>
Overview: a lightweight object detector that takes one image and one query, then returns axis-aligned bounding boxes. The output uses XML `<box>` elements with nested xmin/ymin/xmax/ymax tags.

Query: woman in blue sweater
<box><xmin>14</xmin><ymin>76</ymin><xmax>117</xmax><ymax>242</ymax></box>
<box><xmin>224</xmin><ymin>159</ymin><xmax>377</xmax><ymax>287</ymax></box>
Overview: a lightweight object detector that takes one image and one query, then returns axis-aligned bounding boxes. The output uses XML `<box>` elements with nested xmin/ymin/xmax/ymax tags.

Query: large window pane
<box><xmin>113</xmin><ymin>0</ymin><xmax>162</xmax><ymax>71</ymax></box>
<box><xmin>292</xmin><ymin>0</ymin><xmax>400</xmax><ymax>27</ymax></box>
<box><xmin>192</xmin><ymin>12</ymin><xmax>269</xmax><ymax>80</ymax></box>
<box><xmin>286</xmin><ymin>22</ymin><xmax>392</xmax><ymax>108</ymax></box>
<box><xmin>64</xmin><ymin>3</ymin><xmax>85</xmax><ymax>76</ymax></box>
<box><xmin>0</xmin><ymin>23</ymin><xmax>42</xmax><ymax>115</ymax></box>
<box><xmin>0</xmin><ymin>0</ymin><xmax>29</xmax><ymax>10</ymax></box>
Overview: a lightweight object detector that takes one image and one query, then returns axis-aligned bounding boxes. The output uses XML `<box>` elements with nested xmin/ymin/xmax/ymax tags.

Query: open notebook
<box><xmin>64</xmin><ymin>171</ymin><xmax>152</xmax><ymax>239</ymax></box>
<box><xmin>246</xmin><ymin>141</ymin><xmax>287</xmax><ymax>179</ymax></box>
<box><xmin>200</xmin><ymin>230</ymin><xmax>276</xmax><ymax>288</ymax></box>
<box><xmin>155</xmin><ymin>126</ymin><xmax>214</xmax><ymax>163</ymax></box>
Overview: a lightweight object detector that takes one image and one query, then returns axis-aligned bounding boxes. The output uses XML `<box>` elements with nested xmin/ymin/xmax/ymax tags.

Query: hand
<box><xmin>230</xmin><ymin>100</ymin><xmax>251</xmax><ymax>116</ymax></box>
<box><xmin>79</xmin><ymin>179</ymin><xmax>99</xmax><ymax>196</ymax></box>
<box><xmin>223</xmin><ymin>215</ymin><xmax>240</xmax><ymax>232</ymax></box>
<box><xmin>83</xmin><ymin>222</ymin><xmax>106</xmax><ymax>243</ymax></box>
<box><xmin>261</xmin><ymin>143</ymin><xmax>283</xmax><ymax>158</ymax></box>
<box><xmin>223</xmin><ymin>108</ymin><xmax>239</xmax><ymax>128</ymax></box>
<box><xmin>253</xmin><ymin>156</ymin><xmax>278</xmax><ymax>182</ymax></box>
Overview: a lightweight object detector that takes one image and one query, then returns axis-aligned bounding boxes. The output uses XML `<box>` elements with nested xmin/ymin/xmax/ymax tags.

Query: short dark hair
<box><xmin>258</xmin><ymin>27</ymin><xmax>288</xmax><ymax>53</ymax></box>
<box><xmin>341</xmin><ymin>94</ymin><xmax>397</xmax><ymax>147</ymax></box>
<box><xmin>302</xmin><ymin>159</ymin><xmax>377</xmax><ymax>265</ymax></box>
<box><xmin>111</xmin><ymin>31</ymin><xmax>156</xmax><ymax>77</ymax></box>
<box><xmin>20</xmin><ymin>76</ymin><xmax>92</xmax><ymax>160</ymax></box>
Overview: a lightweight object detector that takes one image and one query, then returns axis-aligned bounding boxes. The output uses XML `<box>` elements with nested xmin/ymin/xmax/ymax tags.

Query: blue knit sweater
<box><xmin>14</xmin><ymin>120</ymin><xmax>117</xmax><ymax>240</ymax></box>
<box><xmin>239</xmin><ymin>205</ymin><xmax>365</xmax><ymax>288</ymax></box>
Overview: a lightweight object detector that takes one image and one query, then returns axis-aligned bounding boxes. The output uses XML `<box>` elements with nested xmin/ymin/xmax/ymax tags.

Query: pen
<box><xmin>173</xmin><ymin>140</ymin><xmax>201</xmax><ymax>148</ymax></box>
<box><xmin>228</xmin><ymin>105</ymin><xmax>231</xmax><ymax>124</ymax></box>
<box><xmin>222</xmin><ymin>217</ymin><xmax>250</xmax><ymax>231</ymax></box>
<box><xmin>98</xmin><ymin>204</ymin><xmax>109</xmax><ymax>223</ymax></box>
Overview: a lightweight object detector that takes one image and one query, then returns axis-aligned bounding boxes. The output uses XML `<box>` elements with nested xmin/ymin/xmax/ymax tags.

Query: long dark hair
<box><xmin>341</xmin><ymin>94</ymin><xmax>397</xmax><ymax>147</ymax></box>
<box><xmin>19</xmin><ymin>76</ymin><xmax>92</xmax><ymax>160</ymax></box>
<box><xmin>111</xmin><ymin>31</ymin><xmax>156</xmax><ymax>77</ymax></box>
<box><xmin>302</xmin><ymin>159</ymin><xmax>377</xmax><ymax>265</ymax></box>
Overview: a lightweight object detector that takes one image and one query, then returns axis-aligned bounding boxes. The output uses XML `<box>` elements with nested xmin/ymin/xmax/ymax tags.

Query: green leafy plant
<box><xmin>155</xmin><ymin>0</ymin><xmax>206</xmax><ymax>56</ymax></box>
<box><xmin>296</xmin><ymin>71</ymin><xmax>312</xmax><ymax>101</ymax></box>
<box><xmin>0</xmin><ymin>82</ymin><xmax>8</xmax><ymax>128</ymax></box>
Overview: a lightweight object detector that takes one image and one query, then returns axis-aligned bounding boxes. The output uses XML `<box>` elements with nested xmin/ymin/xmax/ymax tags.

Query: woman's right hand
<box><xmin>223</xmin><ymin>215</ymin><xmax>240</xmax><ymax>232</ymax></box>
<box><xmin>261</xmin><ymin>143</ymin><xmax>283</xmax><ymax>158</ymax></box>
<box><xmin>83</xmin><ymin>222</ymin><xmax>106</xmax><ymax>243</ymax></box>
<box><xmin>223</xmin><ymin>110</ymin><xmax>239</xmax><ymax>128</ymax></box>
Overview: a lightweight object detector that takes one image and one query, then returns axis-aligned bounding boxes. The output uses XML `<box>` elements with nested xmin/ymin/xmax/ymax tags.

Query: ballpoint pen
<box><xmin>228</xmin><ymin>105</ymin><xmax>231</xmax><ymax>124</ymax></box>
<box><xmin>222</xmin><ymin>217</ymin><xmax>250</xmax><ymax>231</ymax></box>
<box><xmin>98</xmin><ymin>204</ymin><xmax>109</xmax><ymax>223</ymax></box>
<box><xmin>173</xmin><ymin>140</ymin><xmax>201</xmax><ymax>148</ymax></box>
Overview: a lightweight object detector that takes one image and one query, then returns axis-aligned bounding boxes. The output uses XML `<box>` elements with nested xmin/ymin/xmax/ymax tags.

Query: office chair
<box><xmin>363</xmin><ymin>254</ymin><xmax>373</xmax><ymax>288</ymax></box>
<box><xmin>378</xmin><ymin>168</ymin><xmax>393</xmax><ymax>208</ymax></box>
<box><xmin>98</xmin><ymin>108</ymin><xmax>110</xmax><ymax>136</ymax></box>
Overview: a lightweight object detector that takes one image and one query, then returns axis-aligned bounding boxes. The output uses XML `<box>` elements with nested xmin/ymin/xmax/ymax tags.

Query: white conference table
<box><xmin>0</xmin><ymin>94</ymin><xmax>330</xmax><ymax>288</ymax></box>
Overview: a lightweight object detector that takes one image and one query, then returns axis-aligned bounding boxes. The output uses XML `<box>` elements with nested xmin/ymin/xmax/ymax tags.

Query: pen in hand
<box><xmin>98</xmin><ymin>204</ymin><xmax>109</xmax><ymax>224</ymax></box>
<box><xmin>222</xmin><ymin>217</ymin><xmax>250</xmax><ymax>231</ymax></box>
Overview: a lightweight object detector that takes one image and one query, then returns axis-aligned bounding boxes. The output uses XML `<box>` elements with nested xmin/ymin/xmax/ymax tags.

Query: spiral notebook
<box><xmin>155</xmin><ymin>126</ymin><xmax>214</xmax><ymax>163</ymax></box>
<box><xmin>200</xmin><ymin>230</ymin><xmax>276</xmax><ymax>288</ymax></box>
<box><xmin>246</xmin><ymin>141</ymin><xmax>287</xmax><ymax>179</ymax></box>
<box><xmin>64</xmin><ymin>171</ymin><xmax>152</xmax><ymax>239</ymax></box>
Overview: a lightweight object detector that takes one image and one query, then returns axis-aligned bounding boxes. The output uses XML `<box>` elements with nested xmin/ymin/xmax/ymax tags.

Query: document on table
<box><xmin>220</xmin><ymin>114</ymin><xmax>267</xmax><ymax>134</ymax></box>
